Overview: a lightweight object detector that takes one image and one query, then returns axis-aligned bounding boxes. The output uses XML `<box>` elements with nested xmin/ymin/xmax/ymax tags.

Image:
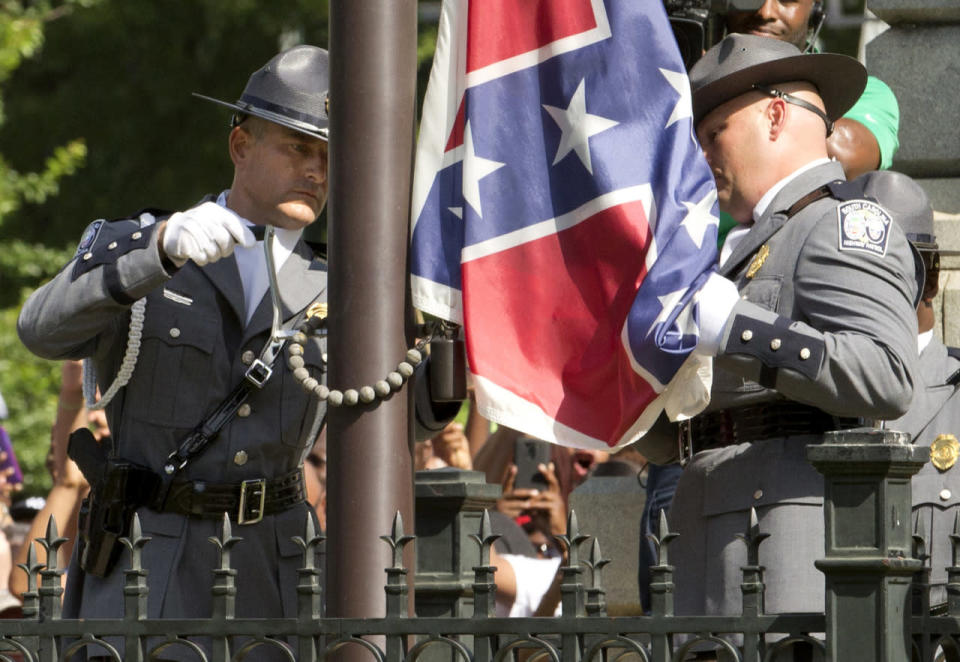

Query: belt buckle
<box><xmin>238</xmin><ymin>478</ymin><xmax>266</xmax><ymax>525</ymax></box>
<box><xmin>678</xmin><ymin>420</ymin><xmax>693</xmax><ymax>467</ymax></box>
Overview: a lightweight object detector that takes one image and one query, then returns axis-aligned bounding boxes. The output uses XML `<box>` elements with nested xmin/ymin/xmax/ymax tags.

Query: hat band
<box><xmin>907</xmin><ymin>233</ymin><xmax>936</xmax><ymax>245</ymax></box>
<box><xmin>238</xmin><ymin>93</ymin><xmax>327</xmax><ymax>131</ymax></box>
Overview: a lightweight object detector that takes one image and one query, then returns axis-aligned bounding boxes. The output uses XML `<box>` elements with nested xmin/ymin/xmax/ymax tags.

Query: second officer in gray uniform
<box><xmin>665</xmin><ymin>33</ymin><xmax>920</xmax><ymax>620</ymax></box>
<box><xmin>864</xmin><ymin>170</ymin><xmax>960</xmax><ymax>610</ymax></box>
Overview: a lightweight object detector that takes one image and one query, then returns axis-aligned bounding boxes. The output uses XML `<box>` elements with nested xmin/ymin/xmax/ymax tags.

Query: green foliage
<box><xmin>0</xmin><ymin>240</ymin><xmax>74</xmax><ymax>307</ymax></box>
<box><xmin>0</xmin><ymin>0</ymin><xmax>100</xmax><ymax>494</ymax></box>
<box><xmin>0</xmin><ymin>1</ymin><xmax>94</xmax><ymax>230</ymax></box>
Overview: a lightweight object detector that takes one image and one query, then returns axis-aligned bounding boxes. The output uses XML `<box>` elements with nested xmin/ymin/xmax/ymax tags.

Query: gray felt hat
<box><xmin>194</xmin><ymin>45</ymin><xmax>329</xmax><ymax>140</ymax></box>
<box><xmin>861</xmin><ymin>170</ymin><xmax>960</xmax><ymax>255</ymax></box>
<box><xmin>689</xmin><ymin>33</ymin><xmax>866</xmax><ymax>127</ymax></box>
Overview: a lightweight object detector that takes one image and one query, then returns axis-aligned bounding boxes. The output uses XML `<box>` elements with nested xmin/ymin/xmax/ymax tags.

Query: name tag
<box><xmin>163</xmin><ymin>288</ymin><xmax>193</xmax><ymax>306</ymax></box>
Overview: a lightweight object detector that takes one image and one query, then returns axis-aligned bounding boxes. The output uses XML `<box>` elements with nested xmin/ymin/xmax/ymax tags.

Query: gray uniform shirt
<box><xmin>713</xmin><ymin>160</ymin><xmax>918</xmax><ymax>419</ymax></box>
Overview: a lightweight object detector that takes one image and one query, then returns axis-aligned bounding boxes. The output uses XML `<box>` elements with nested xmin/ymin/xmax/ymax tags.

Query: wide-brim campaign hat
<box><xmin>861</xmin><ymin>170</ymin><xmax>960</xmax><ymax>255</ymax></box>
<box><xmin>194</xmin><ymin>45</ymin><xmax>329</xmax><ymax>140</ymax></box>
<box><xmin>689</xmin><ymin>33</ymin><xmax>866</xmax><ymax>127</ymax></box>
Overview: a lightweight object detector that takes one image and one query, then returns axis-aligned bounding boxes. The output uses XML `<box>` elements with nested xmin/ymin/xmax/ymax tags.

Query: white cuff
<box><xmin>694</xmin><ymin>272</ymin><xmax>740</xmax><ymax>357</ymax></box>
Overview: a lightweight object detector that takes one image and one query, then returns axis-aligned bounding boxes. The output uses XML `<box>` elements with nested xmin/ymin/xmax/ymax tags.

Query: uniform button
<box><xmin>741</xmin><ymin>330</ymin><xmax>753</xmax><ymax>342</ymax></box>
<box><xmin>770</xmin><ymin>338</ymin><xmax>781</xmax><ymax>351</ymax></box>
<box><xmin>234</xmin><ymin>450</ymin><xmax>249</xmax><ymax>466</ymax></box>
<box><xmin>107</xmin><ymin>241</ymin><xmax>118</xmax><ymax>250</ymax></box>
<box><xmin>753</xmin><ymin>489</ymin><xmax>763</xmax><ymax>500</ymax></box>
<box><xmin>941</xmin><ymin>489</ymin><xmax>952</xmax><ymax>501</ymax></box>
<box><xmin>131</xmin><ymin>231</ymin><xmax>142</xmax><ymax>240</ymax></box>
<box><xmin>800</xmin><ymin>348</ymin><xmax>811</xmax><ymax>360</ymax></box>
<box><xmin>82</xmin><ymin>252</ymin><xmax>93</xmax><ymax>261</ymax></box>
<box><xmin>237</xmin><ymin>403</ymin><xmax>251</xmax><ymax>418</ymax></box>
<box><xmin>241</xmin><ymin>350</ymin><xmax>256</xmax><ymax>365</ymax></box>
<box><xmin>168</xmin><ymin>327</ymin><xmax>181</xmax><ymax>338</ymax></box>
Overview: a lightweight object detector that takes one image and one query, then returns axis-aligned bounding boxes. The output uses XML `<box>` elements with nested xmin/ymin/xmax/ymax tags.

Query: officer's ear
<box><xmin>765</xmin><ymin>97</ymin><xmax>788</xmax><ymax>142</ymax></box>
<box><xmin>229</xmin><ymin>124</ymin><xmax>255</xmax><ymax>168</ymax></box>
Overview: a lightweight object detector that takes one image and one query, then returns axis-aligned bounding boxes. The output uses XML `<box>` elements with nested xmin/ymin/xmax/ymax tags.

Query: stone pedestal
<box><xmin>568</xmin><ymin>466</ymin><xmax>645</xmax><ymax>615</ymax></box>
<box><xmin>414</xmin><ymin>469</ymin><xmax>501</xmax><ymax>618</ymax></box>
<box><xmin>807</xmin><ymin>428</ymin><xmax>928</xmax><ymax>662</ymax></box>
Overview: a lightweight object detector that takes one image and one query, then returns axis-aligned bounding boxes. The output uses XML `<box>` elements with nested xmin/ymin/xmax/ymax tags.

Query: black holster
<box><xmin>69</xmin><ymin>429</ymin><xmax>157</xmax><ymax>577</ymax></box>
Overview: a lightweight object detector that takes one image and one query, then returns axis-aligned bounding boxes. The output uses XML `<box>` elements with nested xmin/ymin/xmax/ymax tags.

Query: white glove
<box><xmin>694</xmin><ymin>272</ymin><xmax>741</xmax><ymax>357</ymax></box>
<box><xmin>162</xmin><ymin>202</ymin><xmax>255</xmax><ymax>267</ymax></box>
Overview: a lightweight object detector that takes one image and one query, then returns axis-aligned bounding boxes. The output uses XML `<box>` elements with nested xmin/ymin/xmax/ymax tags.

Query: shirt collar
<box><xmin>216</xmin><ymin>190</ymin><xmax>303</xmax><ymax>249</ymax></box>
<box><xmin>752</xmin><ymin>157</ymin><xmax>832</xmax><ymax>223</ymax></box>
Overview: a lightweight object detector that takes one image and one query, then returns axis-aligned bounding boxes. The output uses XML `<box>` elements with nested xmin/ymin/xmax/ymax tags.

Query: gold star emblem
<box><xmin>930</xmin><ymin>434</ymin><xmax>960</xmax><ymax>472</ymax></box>
<box><xmin>307</xmin><ymin>302</ymin><xmax>328</xmax><ymax>320</ymax></box>
<box><xmin>745</xmin><ymin>244</ymin><xmax>770</xmax><ymax>279</ymax></box>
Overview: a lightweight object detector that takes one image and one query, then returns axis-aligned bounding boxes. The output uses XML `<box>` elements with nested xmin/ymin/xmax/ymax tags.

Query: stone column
<box><xmin>866</xmin><ymin>1</ymin><xmax>960</xmax><ymax>343</ymax></box>
<box><xmin>807</xmin><ymin>428</ymin><xmax>929</xmax><ymax>662</ymax></box>
<box><xmin>414</xmin><ymin>469</ymin><xmax>501</xmax><ymax>662</ymax></box>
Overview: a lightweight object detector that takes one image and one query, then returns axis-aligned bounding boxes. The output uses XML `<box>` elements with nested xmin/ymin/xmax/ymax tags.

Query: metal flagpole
<box><xmin>326</xmin><ymin>0</ymin><xmax>418</xmax><ymax>625</ymax></box>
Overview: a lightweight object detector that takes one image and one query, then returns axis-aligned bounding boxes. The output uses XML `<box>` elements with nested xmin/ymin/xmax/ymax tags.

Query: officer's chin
<box><xmin>274</xmin><ymin>201</ymin><xmax>321</xmax><ymax>229</ymax></box>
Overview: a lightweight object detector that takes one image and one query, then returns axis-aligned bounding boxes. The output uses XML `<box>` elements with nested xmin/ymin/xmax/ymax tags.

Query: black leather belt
<box><xmin>679</xmin><ymin>401</ymin><xmax>861</xmax><ymax>462</ymax></box>
<box><xmin>153</xmin><ymin>469</ymin><xmax>306</xmax><ymax>524</ymax></box>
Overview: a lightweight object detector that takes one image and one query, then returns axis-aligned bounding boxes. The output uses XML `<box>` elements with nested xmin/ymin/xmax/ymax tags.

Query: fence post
<box><xmin>414</xmin><ymin>469</ymin><xmax>500</xmax><ymax>662</ymax></box>
<box><xmin>807</xmin><ymin>428</ymin><xmax>928</xmax><ymax>662</ymax></box>
<box><xmin>37</xmin><ymin>516</ymin><xmax>67</xmax><ymax>662</ymax></box>
<box><xmin>470</xmin><ymin>510</ymin><xmax>501</xmax><ymax>662</ymax></box>
<box><xmin>294</xmin><ymin>512</ymin><xmax>325</xmax><ymax>662</ymax></box>
<box><xmin>121</xmin><ymin>514</ymin><xmax>150</xmax><ymax>662</ymax></box>
<box><xmin>647</xmin><ymin>511</ymin><xmax>678</xmax><ymax>662</ymax></box>
<box><xmin>382</xmin><ymin>512</ymin><xmax>415</xmax><ymax>662</ymax></box>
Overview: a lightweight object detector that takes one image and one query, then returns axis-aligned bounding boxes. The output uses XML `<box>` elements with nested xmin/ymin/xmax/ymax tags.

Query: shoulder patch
<box><xmin>75</xmin><ymin>220</ymin><xmax>105</xmax><ymax>256</ymax></box>
<box><xmin>837</xmin><ymin>199</ymin><xmax>891</xmax><ymax>257</ymax></box>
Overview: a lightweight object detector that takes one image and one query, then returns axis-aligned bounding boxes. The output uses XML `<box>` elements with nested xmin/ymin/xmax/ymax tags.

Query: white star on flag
<box><xmin>462</xmin><ymin>120</ymin><xmax>505</xmax><ymax>218</ymax></box>
<box><xmin>680</xmin><ymin>190</ymin><xmax>718</xmax><ymax>249</ymax></box>
<box><xmin>652</xmin><ymin>288</ymin><xmax>698</xmax><ymax>338</ymax></box>
<box><xmin>660</xmin><ymin>67</ymin><xmax>692</xmax><ymax>128</ymax></box>
<box><xmin>543</xmin><ymin>78</ymin><xmax>619</xmax><ymax>174</ymax></box>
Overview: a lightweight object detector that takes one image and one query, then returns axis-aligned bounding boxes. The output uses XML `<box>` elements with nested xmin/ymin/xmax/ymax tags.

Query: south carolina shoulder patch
<box><xmin>75</xmin><ymin>219</ymin><xmax>104</xmax><ymax>256</ymax></box>
<box><xmin>837</xmin><ymin>200</ymin><xmax>891</xmax><ymax>257</ymax></box>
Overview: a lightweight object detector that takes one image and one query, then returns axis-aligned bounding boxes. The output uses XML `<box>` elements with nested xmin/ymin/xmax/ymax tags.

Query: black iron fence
<box><xmin>0</xmin><ymin>428</ymin><xmax>957</xmax><ymax>662</ymax></box>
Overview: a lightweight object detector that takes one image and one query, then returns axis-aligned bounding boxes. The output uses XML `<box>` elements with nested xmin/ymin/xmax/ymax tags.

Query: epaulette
<box><xmin>71</xmin><ymin>208</ymin><xmax>172</xmax><ymax>291</ymax></box>
<box><xmin>107</xmin><ymin>207</ymin><xmax>173</xmax><ymax>224</ymax></box>
<box><xmin>826</xmin><ymin>178</ymin><xmax>873</xmax><ymax>202</ymax></box>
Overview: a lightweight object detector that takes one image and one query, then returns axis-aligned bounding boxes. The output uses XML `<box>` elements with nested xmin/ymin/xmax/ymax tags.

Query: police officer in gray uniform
<box><xmin>864</xmin><ymin>170</ymin><xmax>960</xmax><ymax>610</ymax></box>
<box><xmin>18</xmin><ymin>46</ymin><xmax>452</xmax><ymax>660</ymax></box>
<box><xmin>664</xmin><ymin>33</ymin><xmax>920</xmax><ymax>622</ymax></box>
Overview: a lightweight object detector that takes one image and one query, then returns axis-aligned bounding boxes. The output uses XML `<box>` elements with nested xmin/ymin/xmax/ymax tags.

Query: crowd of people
<box><xmin>0</xmin><ymin>2</ymin><xmax>953</xmax><ymax>661</ymax></box>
